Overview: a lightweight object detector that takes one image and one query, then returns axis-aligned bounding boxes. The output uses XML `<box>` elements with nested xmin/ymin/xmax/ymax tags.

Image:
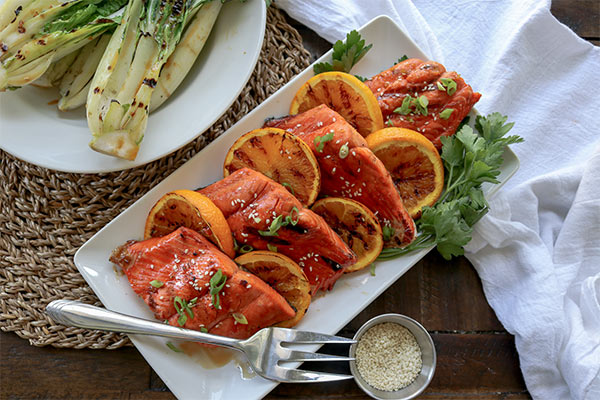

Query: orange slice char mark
<box><xmin>365</xmin><ymin>58</ymin><xmax>481</xmax><ymax>148</ymax></box>
<box><xmin>264</xmin><ymin>104</ymin><xmax>416</xmax><ymax>248</ymax></box>
<box><xmin>290</xmin><ymin>71</ymin><xmax>384</xmax><ymax>137</ymax></box>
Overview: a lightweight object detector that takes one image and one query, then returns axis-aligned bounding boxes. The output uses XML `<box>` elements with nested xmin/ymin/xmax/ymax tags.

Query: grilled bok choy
<box><xmin>0</xmin><ymin>0</ymin><xmax>127</xmax><ymax>91</ymax></box>
<box><xmin>54</xmin><ymin>1</ymin><xmax>221</xmax><ymax>112</ymax></box>
<box><xmin>58</xmin><ymin>33</ymin><xmax>110</xmax><ymax>111</ymax></box>
<box><xmin>87</xmin><ymin>0</ymin><xmax>216</xmax><ymax>161</ymax></box>
<box><xmin>150</xmin><ymin>0</ymin><xmax>221</xmax><ymax>111</ymax></box>
<box><xmin>32</xmin><ymin>48</ymin><xmax>82</xmax><ymax>88</ymax></box>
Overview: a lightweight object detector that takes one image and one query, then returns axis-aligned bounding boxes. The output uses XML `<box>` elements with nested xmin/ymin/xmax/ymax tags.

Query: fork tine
<box><xmin>280</xmin><ymin>368</ymin><xmax>355</xmax><ymax>383</ymax></box>
<box><xmin>282</xmin><ymin>329</ymin><xmax>356</xmax><ymax>344</ymax></box>
<box><xmin>282</xmin><ymin>350</ymin><xmax>355</xmax><ymax>362</ymax></box>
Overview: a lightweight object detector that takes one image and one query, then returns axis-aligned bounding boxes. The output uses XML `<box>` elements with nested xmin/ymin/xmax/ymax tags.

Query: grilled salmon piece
<box><xmin>364</xmin><ymin>58</ymin><xmax>481</xmax><ymax>148</ymax></box>
<box><xmin>199</xmin><ymin>168</ymin><xmax>357</xmax><ymax>292</ymax></box>
<box><xmin>264</xmin><ymin>105</ymin><xmax>416</xmax><ymax>247</ymax></box>
<box><xmin>111</xmin><ymin>227</ymin><xmax>295</xmax><ymax>339</ymax></box>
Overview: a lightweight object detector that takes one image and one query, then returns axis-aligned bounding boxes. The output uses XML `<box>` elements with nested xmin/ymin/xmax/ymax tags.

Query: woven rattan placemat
<box><xmin>0</xmin><ymin>7</ymin><xmax>311</xmax><ymax>349</ymax></box>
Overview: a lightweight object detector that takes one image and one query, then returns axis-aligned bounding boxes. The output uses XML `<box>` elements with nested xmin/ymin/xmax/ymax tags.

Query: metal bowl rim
<box><xmin>349</xmin><ymin>313</ymin><xmax>437</xmax><ymax>400</ymax></box>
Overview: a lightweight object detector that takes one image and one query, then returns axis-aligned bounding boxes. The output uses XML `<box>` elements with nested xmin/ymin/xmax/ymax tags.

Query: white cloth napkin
<box><xmin>276</xmin><ymin>1</ymin><xmax>600</xmax><ymax>399</ymax></box>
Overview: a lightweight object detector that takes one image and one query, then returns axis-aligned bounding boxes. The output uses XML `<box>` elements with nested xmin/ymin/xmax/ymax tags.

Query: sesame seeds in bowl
<box><xmin>349</xmin><ymin>314</ymin><xmax>436</xmax><ymax>400</ymax></box>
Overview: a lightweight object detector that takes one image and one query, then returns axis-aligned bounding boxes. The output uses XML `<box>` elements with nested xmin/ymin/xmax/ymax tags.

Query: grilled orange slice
<box><xmin>144</xmin><ymin>190</ymin><xmax>235</xmax><ymax>258</ymax></box>
<box><xmin>235</xmin><ymin>251</ymin><xmax>311</xmax><ymax>328</ymax></box>
<box><xmin>289</xmin><ymin>71</ymin><xmax>384</xmax><ymax>137</ymax></box>
<box><xmin>223</xmin><ymin>127</ymin><xmax>321</xmax><ymax>206</ymax></box>
<box><xmin>311</xmin><ymin>197</ymin><xmax>383</xmax><ymax>273</ymax></box>
<box><xmin>366</xmin><ymin>128</ymin><xmax>444</xmax><ymax>218</ymax></box>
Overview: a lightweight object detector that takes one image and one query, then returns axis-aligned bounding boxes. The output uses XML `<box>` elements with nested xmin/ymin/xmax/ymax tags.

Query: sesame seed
<box><xmin>355</xmin><ymin>323</ymin><xmax>422</xmax><ymax>391</ymax></box>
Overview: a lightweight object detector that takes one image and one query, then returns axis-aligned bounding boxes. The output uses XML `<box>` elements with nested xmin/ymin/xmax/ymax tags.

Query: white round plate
<box><xmin>0</xmin><ymin>0</ymin><xmax>266</xmax><ymax>173</ymax></box>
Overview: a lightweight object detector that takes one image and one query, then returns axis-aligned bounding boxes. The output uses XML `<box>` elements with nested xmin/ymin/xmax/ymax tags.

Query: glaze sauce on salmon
<box><xmin>365</xmin><ymin>58</ymin><xmax>481</xmax><ymax>148</ymax></box>
<box><xmin>199</xmin><ymin>168</ymin><xmax>357</xmax><ymax>292</ymax></box>
<box><xmin>111</xmin><ymin>227</ymin><xmax>295</xmax><ymax>339</ymax></box>
<box><xmin>264</xmin><ymin>105</ymin><xmax>416</xmax><ymax>248</ymax></box>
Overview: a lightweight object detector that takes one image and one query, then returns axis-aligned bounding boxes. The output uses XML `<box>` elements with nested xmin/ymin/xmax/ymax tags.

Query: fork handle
<box><xmin>46</xmin><ymin>300</ymin><xmax>243</xmax><ymax>351</ymax></box>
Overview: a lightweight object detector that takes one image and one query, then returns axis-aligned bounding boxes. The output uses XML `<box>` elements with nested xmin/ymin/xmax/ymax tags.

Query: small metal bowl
<box><xmin>349</xmin><ymin>314</ymin><xmax>436</xmax><ymax>400</ymax></box>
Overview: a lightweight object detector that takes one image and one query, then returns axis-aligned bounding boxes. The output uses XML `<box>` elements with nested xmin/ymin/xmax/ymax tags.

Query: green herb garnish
<box><xmin>150</xmin><ymin>280</ymin><xmax>164</xmax><ymax>288</ymax></box>
<box><xmin>382</xmin><ymin>225</ymin><xmax>395</xmax><ymax>242</ymax></box>
<box><xmin>174</xmin><ymin>296</ymin><xmax>194</xmax><ymax>326</ymax></box>
<box><xmin>438</xmin><ymin>78</ymin><xmax>457</xmax><ymax>96</ymax></box>
<box><xmin>339</xmin><ymin>143</ymin><xmax>349</xmax><ymax>159</ymax></box>
<box><xmin>209</xmin><ymin>269</ymin><xmax>227</xmax><ymax>310</ymax></box>
<box><xmin>267</xmin><ymin>243</ymin><xmax>278</xmax><ymax>253</ymax></box>
<box><xmin>394</xmin><ymin>95</ymin><xmax>413</xmax><ymax>115</ymax></box>
<box><xmin>385</xmin><ymin>119</ymin><xmax>394</xmax><ymax>127</ymax></box>
<box><xmin>232</xmin><ymin>313</ymin><xmax>248</xmax><ymax>325</ymax></box>
<box><xmin>370</xmin><ymin>264</ymin><xmax>376</xmax><ymax>276</ymax></box>
<box><xmin>378</xmin><ymin>113</ymin><xmax>523</xmax><ymax>260</ymax></box>
<box><xmin>166</xmin><ymin>342</ymin><xmax>183</xmax><ymax>353</ymax></box>
<box><xmin>396</xmin><ymin>55</ymin><xmax>408</xmax><ymax>64</ymax></box>
<box><xmin>313</xmin><ymin>30</ymin><xmax>372</xmax><ymax>74</ymax></box>
<box><xmin>282</xmin><ymin>182</ymin><xmax>295</xmax><ymax>196</ymax></box>
<box><xmin>259</xmin><ymin>207</ymin><xmax>299</xmax><ymax>237</ymax></box>
<box><xmin>314</xmin><ymin>131</ymin><xmax>334</xmax><ymax>152</ymax></box>
<box><xmin>394</xmin><ymin>95</ymin><xmax>428</xmax><ymax>116</ymax></box>
<box><xmin>239</xmin><ymin>244</ymin><xmax>254</xmax><ymax>253</ymax></box>
<box><xmin>440</xmin><ymin>108</ymin><xmax>454</xmax><ymax>120</ymax></box>
<box><xmin>414</xmin><ymin>96</ymin><xmax>429</xmax><ymax>116</ymax></box>
<box><xmin>354</xmin><ymin>75</ymin><xmax>368</xmax><ymax>82</ymax></box>
<box><xmin>200</xmin><ymin>327</ymin><xmax>208</xmax><ymax>333</ymax></box>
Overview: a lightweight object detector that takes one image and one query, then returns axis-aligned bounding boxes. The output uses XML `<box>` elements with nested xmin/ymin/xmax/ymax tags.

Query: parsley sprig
<box><xmin>313</xmin><ymin>30</ymin><xmax>372</xmax><ymax>74</ymax></box>
<box><xmin>378</xmin><ymin>113</ymin><xmax>523</xmax><ymax>260</ymax></box>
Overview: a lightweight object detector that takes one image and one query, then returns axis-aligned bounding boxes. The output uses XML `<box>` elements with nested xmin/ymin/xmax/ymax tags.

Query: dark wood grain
<box><xmin>551</xmin><ymin>0</ymin><xmax>600</xmax><ymax>39</ymax></box>
<box><xmin>1</xmin><ymin>2</ymin><xmax>596</xmax><ymax>399</ymax></box>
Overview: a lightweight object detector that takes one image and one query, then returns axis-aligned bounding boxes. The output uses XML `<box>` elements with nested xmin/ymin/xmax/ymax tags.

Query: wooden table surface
<box><xmin>1</xmin><ymin>1</ymin><xmax>598</xmax><ymax>399</ymax></box>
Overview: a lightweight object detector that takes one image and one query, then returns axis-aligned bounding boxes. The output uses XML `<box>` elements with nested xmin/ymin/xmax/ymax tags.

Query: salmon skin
<box><xmin>264</xmin><ymin>105</ymin><xmax>416</xmax><ymax>248</ymax></box>
<box><xmin>111</xmin><ymin>227</ymin><xmax>295</xmax><ymax>339</ymax></box>
<box><xmin>199</xmin><ymin>168</ymin><xmax>357</xmax><ymax>293</ymax></box>
<box><xmin>365</xmin><ymin>58</ymin><xmax>481</xmax><ymax>148</ymax></box>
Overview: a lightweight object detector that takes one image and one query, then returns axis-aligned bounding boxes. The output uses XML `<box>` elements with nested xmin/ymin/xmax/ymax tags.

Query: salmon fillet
<box><xmin>111</xmin><ymin>227</ymin><xmax>295</xmax><ymax>339</ymax></box>
<box><xmin>264</xmin><ymin>105</ymin><xmax>416</xmax><ymax>247</ymax></box>
<box><xmin>365</xmin><ymin>58</ymin><xmax>481</xmax><ymax>148</ymax></box>
<box><xmin>199</xmin><ymin>168</ymin><xmax>357</xmax><ymax>293</ymax></box>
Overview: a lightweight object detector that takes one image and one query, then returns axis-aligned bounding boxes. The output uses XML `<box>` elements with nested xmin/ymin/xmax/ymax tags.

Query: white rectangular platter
<box><xmin>74</xmin><ymin>15</ymin><xmax>519</xmax><ymax>400</ymax></box>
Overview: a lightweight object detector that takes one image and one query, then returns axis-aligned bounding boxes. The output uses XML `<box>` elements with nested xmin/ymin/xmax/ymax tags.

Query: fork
<box><xmin>46</xmin><ymin>300</ymin><xmax>355</xmax><ymax>383</ymax></box>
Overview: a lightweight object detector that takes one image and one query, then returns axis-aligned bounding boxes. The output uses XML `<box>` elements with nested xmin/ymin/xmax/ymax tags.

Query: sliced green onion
<box><xmin>200</xmin><ymin>327</ymin><xmax>208</xmax><ymax>333</ymax></box>
<box><xmin>232</xmin><ymin>313</ymin><xmax>248</xmax><ymax>325</ymax></box>
<box><xmin>370</xmin><ymin>264</ymin><xmax>376</xmax><ymax>276</ymax></box>
<box><xmin>267</xmin><ymin>243</ymin><xmax>278</xmax><ymax>252</ymax></box>
<box><xmin>313</xmin><ymin>131</ymin><xmax>335</xmax><ymax>152</ymax></box>
<box><xmin>166</xmin><ymin>342</ymin><xmax>183</xmax><ymax>353</ymax></box>
<box><xmin>209</xmin><ymin>269</ymin><xmax>227</xmax><ymax>309</ymax></box>
<box><xmin>382</xmin><ymin>225</ymin><xmax>395</xmax><ymax>242</ymax></box>
<box><xmin>440</xmin><ymin>108</ymin><xmax>454</xmax><ymax>120</ymax></box>
<box><xmin>240</xmin><ymin>244</ymin><xmax>254</xmax><ymax>253</ymax></box>
<box><xmin>339</xmin><ymin>143</ymin><xmax>349</xmax><ymax>159</ymax></box>
<box><xmin>150</xmin><ymin>280</ymin><xmax>163</xmax><ymax>288</ymax></box>
<box><xmin>282</xmin><ymin>182</ymin><xmax>295</xmax><ymax>196</ymax></box>
<box><xmin>439</xmin><ymin>78</ymin><xmax>457</xmax><ymax>95</ymax></box>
